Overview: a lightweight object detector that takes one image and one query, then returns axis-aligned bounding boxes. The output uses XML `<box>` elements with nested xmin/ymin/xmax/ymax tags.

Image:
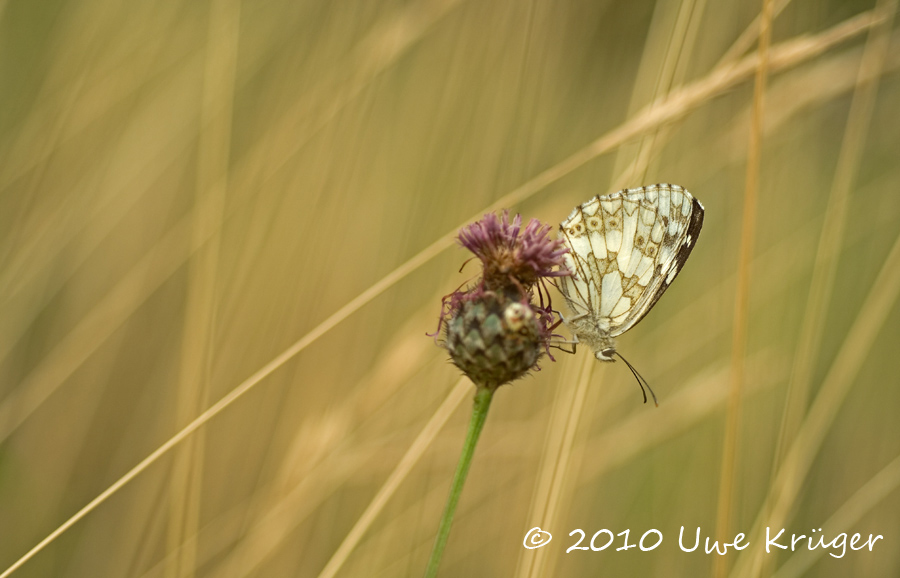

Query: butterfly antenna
<box><xmin>612</xmin><ymin>351</ymin><xmax>658</xmax><ymax>407</ymax></box>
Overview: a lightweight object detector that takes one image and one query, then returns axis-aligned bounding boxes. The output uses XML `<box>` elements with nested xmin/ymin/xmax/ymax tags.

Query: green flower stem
<box><xmin>424</xmin><ymin>386</ymin><xmax>495</xmax><ymax>578</ymax></box>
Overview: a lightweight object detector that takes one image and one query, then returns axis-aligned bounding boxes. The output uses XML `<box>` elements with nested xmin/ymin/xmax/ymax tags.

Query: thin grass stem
<box><xmin>714</xmin><ymin>1</ymin><xmax>774</xmax><ymax>576</ymax></box>
<box><xmin>731</xmin><ymin>227</ymin><xmax>900</xmax><ymax>578</ymax></box>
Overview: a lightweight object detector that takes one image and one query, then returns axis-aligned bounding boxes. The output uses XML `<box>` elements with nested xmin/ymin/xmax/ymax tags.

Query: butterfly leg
<box><xmin>563</xmin><ymin>311</ymin><xmax>589</xmax><ymax>323</ymax></box>
<box><xmin>549</xmin><ymin>333</ymin><xmax>578</xmax><ymax>355</ymax></box>
<box><xmin>546</xmin><ymin>305</ymin><xmax>586</xmax><ymax>330</ymax></box>
<box><xmin>547</xmin><ymin>308</ymin><xmax>570</xmax><ymax>332</ymax></box>
<box><xmin>549</xmin><ymin>308</ymin><xmax>583</xmax><ymax>355</ymax></box>
<box><xmin>556</xmin><ymin>308</ymin><xmax>589</xmax><ymax>324</ymax></box>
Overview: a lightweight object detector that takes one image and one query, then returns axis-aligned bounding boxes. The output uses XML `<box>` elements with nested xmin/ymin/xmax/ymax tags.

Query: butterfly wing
<box><xmin>558</xmin><ymin>184</ymin><xmax>704</xmax><ymax>337</ymax></box>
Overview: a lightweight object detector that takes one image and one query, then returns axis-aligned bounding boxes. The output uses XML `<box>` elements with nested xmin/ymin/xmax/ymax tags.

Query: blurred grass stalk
<box><xmin>714</xmin><ymin>1</ymin><xmax>774</xmax><ymax>577</ymax></box>
<box><xmin>732</xmin><ymin>202</ymin><xmax>900</xmax><ymax>578</ymax></box>
<box><xmin>165</xmin><ymin>0</ymin><xmax>240</xmax><ymax>577</ymax></box>
<box><xmin>743</xmin><ymin>0</ymin><xmax>898</xmax><ymax>577</ymax></box>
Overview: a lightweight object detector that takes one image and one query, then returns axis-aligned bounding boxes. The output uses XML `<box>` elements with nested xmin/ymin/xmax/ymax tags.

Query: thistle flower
<box><xmin>434</xmin><ymin>211</ymin><xmax>569</xmax><ymax>390</ymax></box>
<box><xmin>425</xmin><ymin>212</ymin><xmax>571</xmax><ymax>578</ymax></box>
<box><xmin>457</xmin><ymin>211</ymin><xmax>570</xmax><ymax>294</ymax></box>
<box><xmin>425</xmin><ymin>210</ymin><xmax>569</xmax><ymax>578</ymax></box>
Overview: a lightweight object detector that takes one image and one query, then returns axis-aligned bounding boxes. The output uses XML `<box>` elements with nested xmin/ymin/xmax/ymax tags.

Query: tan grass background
<box><xmin>0</xmin><ymin>0</ymin><xmax>899</xmax><ymax>577</ymax></box>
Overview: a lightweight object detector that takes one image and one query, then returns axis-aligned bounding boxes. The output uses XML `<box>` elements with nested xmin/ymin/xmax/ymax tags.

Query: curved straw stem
<box><xmin>714</xmin><ymin>1</ymin><xmax>775</xmax><ymax>577</ymax></box>
<box><xmin>315</xmin><ymin>378</ymin><xmax>473</xmax><ymax>578</ymax></box>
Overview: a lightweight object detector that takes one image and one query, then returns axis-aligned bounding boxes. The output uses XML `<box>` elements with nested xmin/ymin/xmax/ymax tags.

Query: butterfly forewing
<box><xmin>558</xmin><ymin>184</ymin><xmax>704</xmax><ymax>339</ymax></box>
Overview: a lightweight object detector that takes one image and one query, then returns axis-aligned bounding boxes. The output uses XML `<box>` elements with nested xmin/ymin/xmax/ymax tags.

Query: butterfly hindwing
<box><xmin>559</xmin><ymin>184</ymin><xmax>704</xmax><ymax>338</ymax></box>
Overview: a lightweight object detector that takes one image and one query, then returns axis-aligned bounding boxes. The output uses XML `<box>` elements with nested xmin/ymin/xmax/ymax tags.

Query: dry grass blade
<box><xmin>164</xmin><ymin>1</ymin><xmax>240</xmax><ymax>577</ymax></box>
<box><xmin>520</xmin><ymin>4</ymin><xmax>711</xmax><ymax>575</ymax></box>
<box><xmin>203</xmin><ymin>301</ymin><xmax>442</xmax><ymax>575</ymax></box>
<box><xmin>714</xmin><ymin>1</ymin><xmax>774</xmax><ymax>577</ymax></box>
<box><xmin>240</xmin><ymin>0</ymin><xmax>467</xmax><ymax>187</ymax></box>
<box><xmin>610</xmin><ymin>0</ymin><xmax>708</xmax><ymax>185</ymax></box>
<box><xmin>715</xmin><ymin>0</ymin><xmax>793</xmax><ymax>65</ymax></box>
<box><xmin>732</xmin><ymin>3</ymin><xmax>899</xmax><ymax>576</ymax></box>
<box><xmin>515</xmin><ymin>354</ymin><xmax>595</xmax><ymax>578</ymax></box>
<box><xmin>0</xmin><ymin>205</ymin><xmax>213</xmax><ymax>442</ymax></box>
<box><xmin>314</xmin><ymin>378</ymin><xmax>471</xmax><ymax>578</ymax></box>
<box><xmin>731</xmin><ymin>227</ymin><xmax>900</xmax><ymax>578</ymax></box>
<box><xmin>771</xmin><ymin>454</ymin><xmax>900</xmax><ymax>578</ymax></box>
<box><xmin>772</xmin><ymin>0</ymin><xmax>898</xmax><ymax>474</ymax></box>
<box><xmin>581</xmin><ymin>349</ymin><xmax>784</xmax><ymax>481</ymax></box>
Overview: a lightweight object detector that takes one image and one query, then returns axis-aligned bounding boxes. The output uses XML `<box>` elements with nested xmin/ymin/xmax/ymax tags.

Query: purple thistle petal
<box><xmin>457</xmin><ymin>211</ymin><xmax>570</xmax><ymax>291</ymax></box>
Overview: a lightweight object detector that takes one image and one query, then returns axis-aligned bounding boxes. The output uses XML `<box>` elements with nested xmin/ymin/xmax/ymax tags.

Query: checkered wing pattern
<box><xmin>558</xmin><ymin>184</ymin><xmax>704</xmax><ymax>339</ymax></box>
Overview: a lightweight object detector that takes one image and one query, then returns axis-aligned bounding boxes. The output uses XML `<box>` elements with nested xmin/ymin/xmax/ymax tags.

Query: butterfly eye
<box><xmin>594</xmin><ymin>350</ymin><xmax>612</xmax><ymax>361</ymax></box>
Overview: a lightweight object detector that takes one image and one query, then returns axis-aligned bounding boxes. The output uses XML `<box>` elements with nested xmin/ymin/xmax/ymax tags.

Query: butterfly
<box><xmin>557</xmin><ymin>184</ymin><xmax>704</xmax><ymax>403</ymax></box>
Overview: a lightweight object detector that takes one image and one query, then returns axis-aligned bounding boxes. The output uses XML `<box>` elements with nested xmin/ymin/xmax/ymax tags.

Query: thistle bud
<box><xmin>445</xmin><ymin>293</ymin><xmax>542</xmax><ymax>390</ymax></box>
